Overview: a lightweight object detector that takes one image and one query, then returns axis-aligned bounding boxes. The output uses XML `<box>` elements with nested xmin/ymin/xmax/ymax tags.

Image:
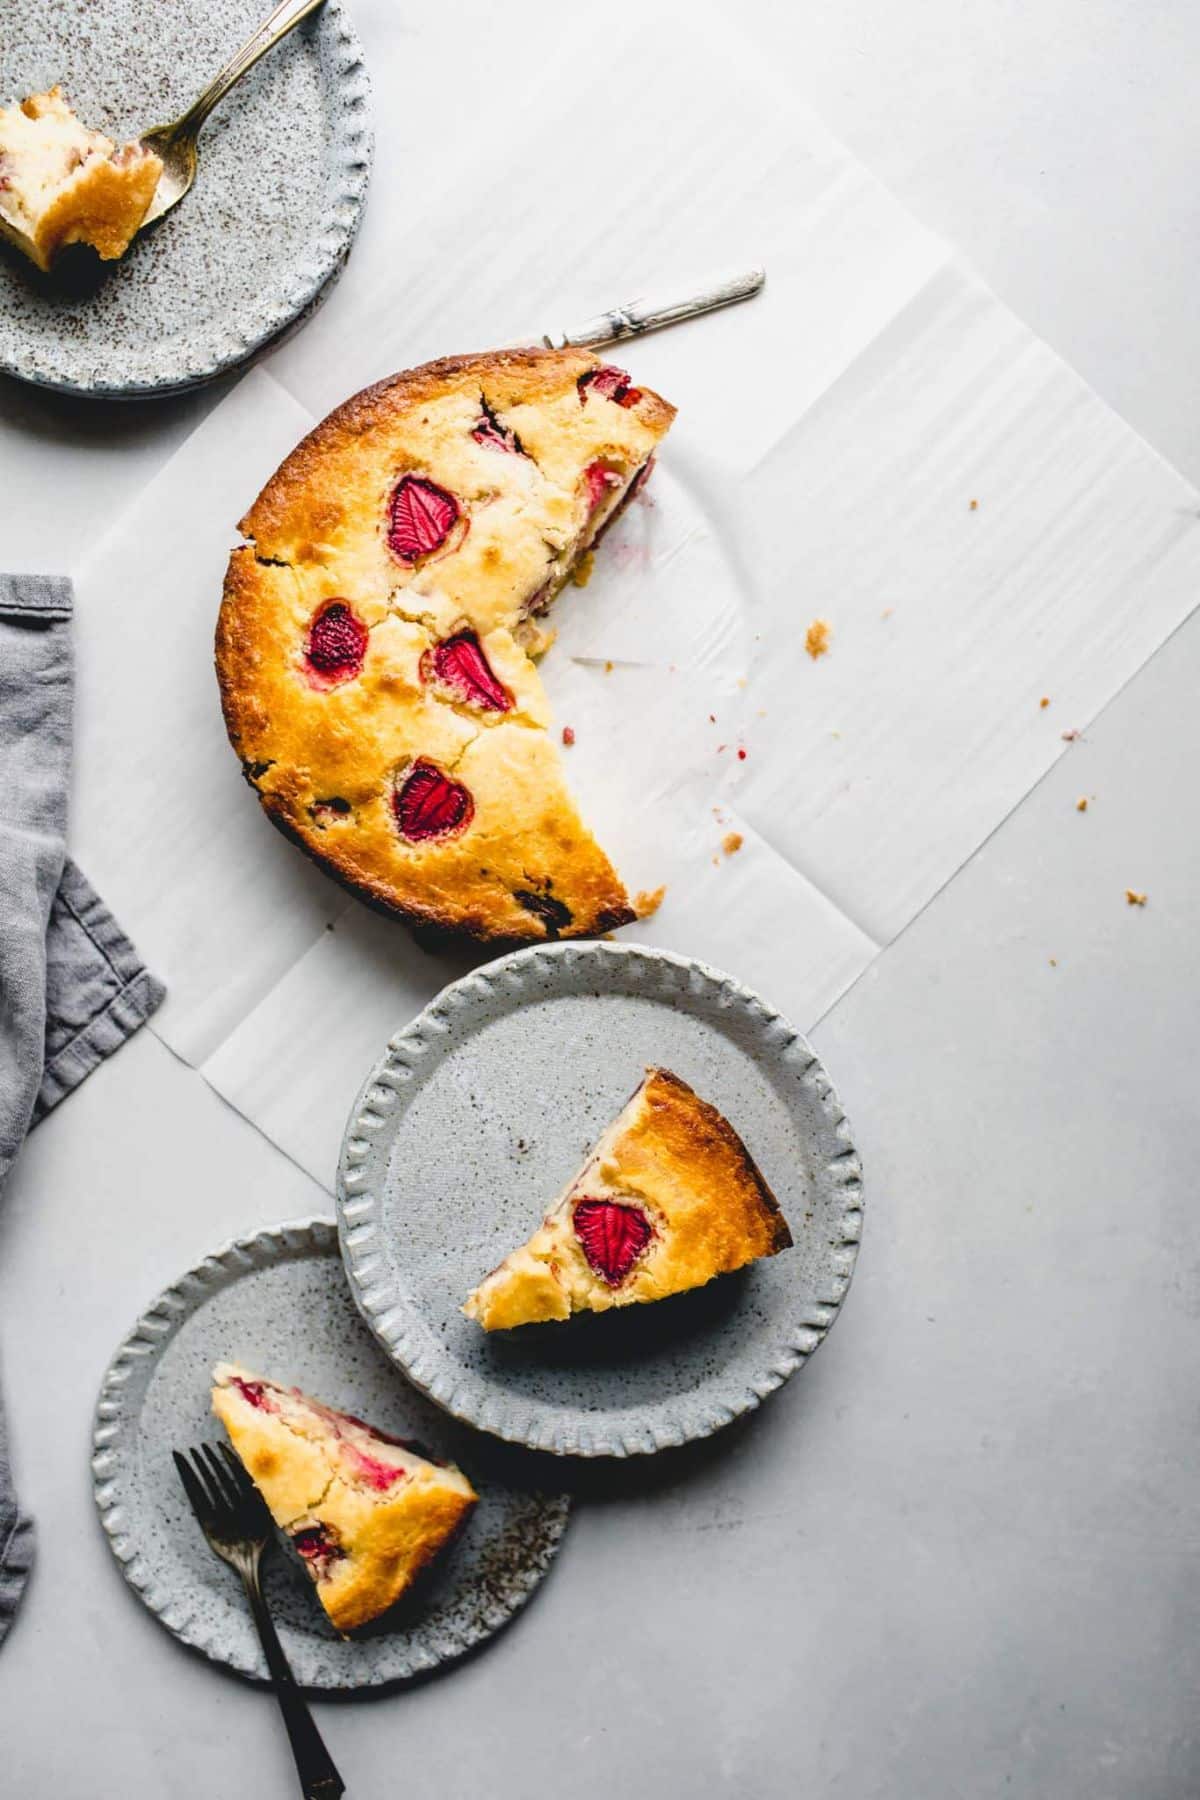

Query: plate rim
<box><xmin>91</xmin><ymin>1215</ymin><xmax>572</xmax><ymax>1690</ymax></box>
<box><xmin>0</xmin><ymin>0</ymin><xmax>373</xmax><ymax>398</ymax></box>
<box><xmin>336</xmin><ymin>941</ymin><xmax>865</xmax><ymax>1459</ymax></box>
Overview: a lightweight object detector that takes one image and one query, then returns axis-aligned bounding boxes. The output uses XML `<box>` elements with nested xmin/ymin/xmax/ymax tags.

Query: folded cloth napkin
<box><xmin>0</xmin><ymin>574</ymin><xmax>165</xmax><ymax>1649</ymax></box>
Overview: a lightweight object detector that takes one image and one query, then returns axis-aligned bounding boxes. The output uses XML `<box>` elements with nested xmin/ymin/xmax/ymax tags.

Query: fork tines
<box><xmin>173</xmin><ymin>1441</ymin><xmax>271</xmax><ymax>1538</ymax></box>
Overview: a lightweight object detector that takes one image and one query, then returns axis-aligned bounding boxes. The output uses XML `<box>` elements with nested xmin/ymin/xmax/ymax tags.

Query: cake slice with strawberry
<box><xmin>211</xmin><ymin>1364</ymin><xmax>476</xmax><ymax>1632</ymax></box>
<box><xmin>464</xmin><ymin>1069</ymin><xmax>792</xmax><ymax>1330</ymax></box>
<box><xmin>0</xmin><ymin>86</ymin><xmax>161</xmax><ymax>271</ymax></box>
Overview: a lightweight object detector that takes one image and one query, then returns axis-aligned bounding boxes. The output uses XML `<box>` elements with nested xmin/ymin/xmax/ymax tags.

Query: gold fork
<box><xmin>139</xmin><ymin>0</ymin><xmax>328</xmax><ymax>229</ymax></box>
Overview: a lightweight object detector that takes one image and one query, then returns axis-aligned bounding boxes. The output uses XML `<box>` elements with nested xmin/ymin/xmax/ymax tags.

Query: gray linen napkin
<box><xmin>0</xmin><ymin>574</ymin><xmax>165</xmax><ymax>1648</ymax></box>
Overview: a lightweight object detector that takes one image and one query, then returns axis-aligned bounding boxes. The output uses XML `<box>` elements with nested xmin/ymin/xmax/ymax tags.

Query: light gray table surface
<box><xmin>3</xmin><ymin>3</ymin><xmax>1199</xmax><ymax>1795</ymax></box>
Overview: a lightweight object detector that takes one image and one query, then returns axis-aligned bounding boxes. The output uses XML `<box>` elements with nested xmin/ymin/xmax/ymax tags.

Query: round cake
<box><xmin>216</xmin><ymin>348</ymin><xmax>676</xmax><ymax>942</ymax></box>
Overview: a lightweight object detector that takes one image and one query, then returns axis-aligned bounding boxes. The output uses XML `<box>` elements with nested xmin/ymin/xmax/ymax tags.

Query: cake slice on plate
<box><xmin>0</xmin><ymin>87</ymin><xmax>161</xmax><ymax>271</ymax></box>
<box><xmin>464</xmin><ymin>1068</ymin><xmax>792</xmax><ymax>1330</ymax></box>
<box><xmin>211</xmin><ymin>1363</ymin><xmax>476</xmax><ymax>1633</ymax></box>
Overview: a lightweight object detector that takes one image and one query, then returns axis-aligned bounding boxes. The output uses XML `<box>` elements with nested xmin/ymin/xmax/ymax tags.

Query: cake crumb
<box><xmin>1076</xmin><ymin>796</ymin><xmax>1088</xmax><ymax>812</ymax></box>
<box><xmin>571</xmin><ymin>551</ymin><xmax>595</xmax><ymax>588</ymax></box>
<box><xmin>708</xmin><ymin>713</ymin><xmax>716</xmax><ymax>723</ymax></box>
<box><xmin>562</xmin><ymin>725</ymin><xmax>575</xmax><ymax>746</ymax></box>
<box><xmin>1049</xmin><ymin>958</ymin><xmax>1057</xmax><ymax>967</ymax></box>
<box><xmin>1061</xmin><ymin>727</ymin><xmax>1081</xmax><ymax>742</ymax></box>
<box><xmin>1039</xmin><ymin>696</ymin><xmax>1050</xmax><ymax>709</ymax></box>
<box><xmin>881</xmin><ymin>607</ymin><xmax>894</xmax><ymax>620</ymax></box>
<box><xmin>969</xmin><ymin>499</ymin><xmax>979</xmax><ymax>511</ymax></box>
<box><xmin>604</xmin><ymin>660</ymin><xmax>613</xmax><ymax>674</ymax></box>
<box><xmin>634</xmin><ymin>885</ymin><xmax>666</xmax><ymax>919</ymax></box>
<box><xmin>722</xmin><ymin>832</ymin><xmax>744</xmax><ymax>857</ymax></box>
<box><xmin>805</xmin><ymin>618</ymin><xmax>832</xmax><ymax>659</ymax></box>
<box><xmin>1125</xmin><ymin>889</ymin><xmax>1148</xmax><ymax>907</ymax></box>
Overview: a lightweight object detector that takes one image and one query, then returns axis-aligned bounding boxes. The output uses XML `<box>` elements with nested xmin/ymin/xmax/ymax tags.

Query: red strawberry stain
<box><xmin>343</xmin><ymin>1443</ymin><xmax>408</xmax><ymax>1490</ymax></box>
<box><xmin>471</xmin><ymin>402</ymin><xmax>525</xmax><ymax>457</ymax></box>
<box><xmin>291</xmin><ymin>1524</ymin><xmax>345</xmax><ymax>1561</ymax></box>
<box><xmin>290</xmin><ymin>1523</ymin><xmax>347</xmax><ymax>1579</ymax></box>
<box><xmin>584</xmin><ymin>459</ymin><xmax>622</xmax><ymax>512</ymax></box>
<box><xmin>387</xmin><ymin>475</ymin><xmax>463</xmax><ymax>564</ymax></box>
<box><xmin>573</xmin><ymin>1197</ymin><xmax>653</xmax><ymax>1286</ymax></box>
<box><xmin>420</xmin><ymin>631</ymin><xmax>512</xmax><ymax>712</ymax></box>
<box><xmin>291</xmin><ymin>1526</ymin><xmax>330</xmax><ymax>1558</ymax></box>
<box><xmin>562</xmin><ymin>725</ymin><xmax>575</xmax><ymax>746</ymax></box>
<box><xmin>394</xmin><ymin>759</ymin><xmax>474</xmax><ymax>842</ymax></box>
<box><xmin>578</xmin><ymin>364</ymin><xmax>643</xmax><ymax>408</ymax></box>
<box><xmin>232</xmin><ymin>1377</ymin><xmax>272</xmax><ymax>1411</ymax></box>
<box><xmin>305</xmin><ymin>600</ymin><xmax>367</xmax><ymax>686</ymax></box>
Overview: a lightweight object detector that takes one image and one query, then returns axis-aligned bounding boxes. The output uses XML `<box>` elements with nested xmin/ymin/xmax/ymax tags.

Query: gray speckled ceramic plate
<box><xmin>92</xmin><ymin>1219</ymin><xmax>570</xmax><ymax>1690</ymax></box>
<box><xmin>0</xmin><ymin>0</ymin><xmax>370</xmax><ymax>397</ymax></box>
<box><xmin>337</xmin><ymin>943</ymin><xmax>864</xmax><ymax>1458</ymax></box>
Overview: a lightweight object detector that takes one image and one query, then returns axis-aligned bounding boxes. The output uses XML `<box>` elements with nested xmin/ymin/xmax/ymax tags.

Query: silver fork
<box><xmin>174</xmin><ymin>1443</ymin><xmax>346</xmax><ymax>1800</ymax></box>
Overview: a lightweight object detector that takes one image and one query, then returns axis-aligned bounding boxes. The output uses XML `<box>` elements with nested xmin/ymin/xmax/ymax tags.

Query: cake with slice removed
<box><xmin>0</xmin><ymin>87</ymin><xmax>161</xmax><ymax>271</ymax></box>
<box><xmin>464</xmin><ymin>1068</ymin><xmax>792</xmax><ymax>1330</ymax></box>
<box><xmin>216</xmin><ymin>347</ymin><xmax>675</xmax><ymax>943</ymax></box>
<box><xmin>212</xmin><ymin>1363</ymin><xmax>476</xmax><ymax>1633</ymax></box>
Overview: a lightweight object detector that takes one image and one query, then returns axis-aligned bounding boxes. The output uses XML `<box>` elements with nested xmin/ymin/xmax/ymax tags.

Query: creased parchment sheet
<box><xmin>67</xmin><ymin>10</ymin><xmax>1200</xmax><ymax>1188</ymax></box>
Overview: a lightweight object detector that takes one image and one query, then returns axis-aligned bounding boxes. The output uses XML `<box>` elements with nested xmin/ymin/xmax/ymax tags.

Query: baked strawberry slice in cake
<box><xmin>216</xmin><ymin>347</ymin><xmax>676</xmax><ymax>944</ymax></box>
<box><xmin>211</xmin><ymin>1364</ymin><xmax>476</xmax><ymax>1633</ymax></box>
<box><xmin>464</xmin><ymin>1068</ymin><xmax>792</xmax><ymax>1330</ymax></box>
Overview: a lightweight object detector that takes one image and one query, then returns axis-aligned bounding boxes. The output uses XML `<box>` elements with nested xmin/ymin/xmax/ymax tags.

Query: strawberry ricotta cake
<box><xmin>216</xmin><ymin>348</ymin><xmax>675</xmax><ymax>942</ymax></box>
<box><xmin>212</xmin><ymin>1363</ymin><xmax>476</xmax><ymax>1633</ymax></box>
<box><xmin>0</xmin><ymin>87</ymin><xmax>161</xmax><ymax>271</ymax></box>
<box><xmin>464</xmin><ymin>1068</ymin><xmax>792</xmax><ymax>1330</ymax></box>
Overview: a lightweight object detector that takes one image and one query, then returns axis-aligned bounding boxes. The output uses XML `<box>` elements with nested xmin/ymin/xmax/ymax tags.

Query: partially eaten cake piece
<box><xmin>212</xmin><ymin>1363</ymin><xmax>477</xmax><ymax>1633</ymax></box>
<box><xmin>216</xmin><ymin>348</ymin><xmax>676</xmax><ymax>943</ymax></box>
<box><xmin>0</xmin><ymin>86</ymin><xmax>161</xmax><ymax>271</ymax></box>
<box><xmin>464</xmin><ymin>1068</ymin><xmax>792</xmax><ymax>1330</ymax></box>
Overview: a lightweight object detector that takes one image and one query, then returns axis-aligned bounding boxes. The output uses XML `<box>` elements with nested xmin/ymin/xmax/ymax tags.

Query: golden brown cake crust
<box><xmin>638</xmin><ymin>1068</ymin><xmax>794</xmax><ymax>1257</ymax></box>
<box><xmin>464</xmin><ymin>1067</ymin><xmax>793</xmax><ymax>1329</ymax></box>
<box><xmin>216</xmin><ymin>348</ymin><xmax>675</xmax><ymax>943</ymax></box>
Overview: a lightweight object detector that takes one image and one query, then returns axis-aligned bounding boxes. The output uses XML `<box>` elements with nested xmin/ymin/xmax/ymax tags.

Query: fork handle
<box><xmin>171</xmin><ymin>0</ymin><xmax>329</xmax><ymax>141</ymax></box>
<box><xmin>242</xmin><ymin>1568</ymin><xmax>345</xmax><ymax>1800</ymax></box>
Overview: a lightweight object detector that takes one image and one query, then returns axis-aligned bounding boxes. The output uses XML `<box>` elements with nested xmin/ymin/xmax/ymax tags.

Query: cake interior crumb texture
<box><xmin>0</xmin><ymin>87</ymin><xmax>161</xmax><ymax>270</ymax></box>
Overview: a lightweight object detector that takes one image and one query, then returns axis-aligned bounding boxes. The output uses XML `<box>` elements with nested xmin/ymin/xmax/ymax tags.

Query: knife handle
<box><xmin>539</xmin><ymin>266</ymin><xmax>765</xmax><ymax>350</ymax></box>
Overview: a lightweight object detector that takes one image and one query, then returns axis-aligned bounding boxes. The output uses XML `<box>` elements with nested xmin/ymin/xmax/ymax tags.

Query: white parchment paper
<box><xmin>68</xmin><ymin>9</ymin><xmax>1200</xmax><ymax>1187</ymax></box>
